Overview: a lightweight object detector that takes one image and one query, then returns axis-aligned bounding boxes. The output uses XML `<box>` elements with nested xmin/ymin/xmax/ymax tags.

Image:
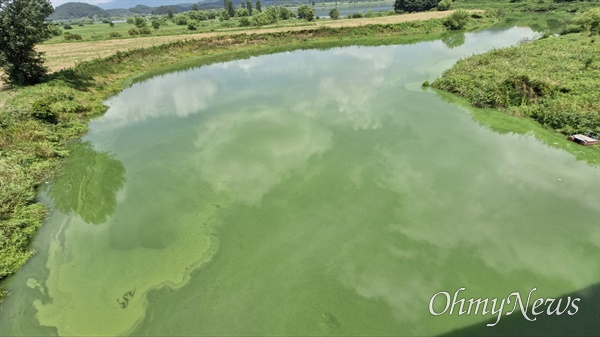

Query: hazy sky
<box><xmin>50</xmin><ymin>0</ymin><xmax>111</xmax><ymax>6</ymax></box>
<box><xmin>49</xmin><ymin>0</ymin><xmax>197</xmax><ymax>9</ymax></box>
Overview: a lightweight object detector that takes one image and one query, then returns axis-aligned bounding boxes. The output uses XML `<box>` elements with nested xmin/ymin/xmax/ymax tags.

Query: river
<box><xmin>0</xmin><ymin>26</ymin><xmax>598</xmax><ymax>336</ymax></box>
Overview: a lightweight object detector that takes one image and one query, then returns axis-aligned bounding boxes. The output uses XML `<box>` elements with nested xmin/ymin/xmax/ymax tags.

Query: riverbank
<box><xmin>0</xmin><ymin>13</ymin><xmax>500</xmax><ymax>300</ymax></box>
<box><xmin>432</xmin><ymin>27</ymin><xmax>600</xmax><ymax>163</ymax></box>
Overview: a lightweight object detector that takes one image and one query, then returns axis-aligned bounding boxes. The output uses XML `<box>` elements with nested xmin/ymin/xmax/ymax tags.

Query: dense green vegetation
<box><xmin>394</xmin><ymin>0</ymin><xmax>439</xmax><ymax>13</ymax></box>
<box><xmin>433</xmin><ymin>9</ymin><xmax>600</xmax><ymax>137</ymax></box>
<box><xmin>0</xmin><ymin>17</ymin><xmax>498</xmax><ymax>299</ymax></box>
<box><xmin>453</xmin><ymin>0</ymin><xmax>599</xmax><ymax>13</ymax></box>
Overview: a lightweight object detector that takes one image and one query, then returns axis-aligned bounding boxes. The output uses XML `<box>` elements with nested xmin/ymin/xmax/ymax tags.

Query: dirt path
<box><xmin>37</xmin><ymin>11</ymin><xmax>467</xmax><ymax>72</ymax></box>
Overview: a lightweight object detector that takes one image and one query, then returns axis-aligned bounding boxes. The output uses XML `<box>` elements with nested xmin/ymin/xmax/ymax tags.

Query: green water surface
<box><xmin>1</xmin><ymin>27</ymin><xmax>598</xmax><ymax>336</ymax></box>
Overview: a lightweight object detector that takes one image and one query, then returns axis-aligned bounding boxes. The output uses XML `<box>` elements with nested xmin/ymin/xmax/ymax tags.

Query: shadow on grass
<box><xmin>45</xmin><ymin>68</ymin><xmax>95</xmax><ymax>91</ymax></box>
<box><xmin>439</xmin><ymin>283</ymin><xmax>600</xmax><ymax>336</ymax></box>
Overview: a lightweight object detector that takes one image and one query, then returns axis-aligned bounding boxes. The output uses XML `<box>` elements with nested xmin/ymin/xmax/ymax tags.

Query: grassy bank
<box><xmin>433</xmin><ymin>24</ymin><xmax>600</xmax><ymax>161</ymax></box>
<box><xmin>0</xmin><ymin>15</ymin><xmax>500</xmax><ymax>299</ymax></box>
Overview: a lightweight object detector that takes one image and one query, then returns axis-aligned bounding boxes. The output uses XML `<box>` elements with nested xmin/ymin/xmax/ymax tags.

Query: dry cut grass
<box><xmin>36</xmin><ymin>10</ymin><xmax>470</xmax><ymax>72</ymax></box>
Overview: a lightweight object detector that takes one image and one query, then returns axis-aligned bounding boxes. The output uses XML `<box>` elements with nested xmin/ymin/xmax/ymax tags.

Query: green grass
<box><xmin>47</xmin><ymin>18</ymin><xmax>314</xmax><ymax>44</ymax></box>
<box><xmin>454</xmin><ymin>0</ymin><xmax>599</xmax><ymax>13</ymax></box>
<box><xmin>433</xmin><ymin>28</ymin><xmax>600</xmax><ymax>144</ymax></box>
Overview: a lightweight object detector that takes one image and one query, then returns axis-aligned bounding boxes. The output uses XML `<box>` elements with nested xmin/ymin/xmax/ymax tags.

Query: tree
<box><xmin>256</xmin><ymin>0</ymin><xmax>262</xmax><ymax>12</ymax></box>
<box><xmin>192</xmin><ymin>3</ymin><xmax>198</xmax><ymax>11</ymax></box>
<box><xmin>252</xmin><ymin>12</ymin><xmax>269</xmax><ymax>25</ymax></box>
<box><xmin>151</xmin><ymin>19</ymin><xmax>160</xmax><ymax>30</ymax></box>
<box><xmin>0</xmin><ymin>0</ymin><xmax>54</xmax><ymax>86</ymax></box>
<box><xmin>246</xmin><ymin>0</ymin><xmax>252</xmax><ymax>14</ymax></box>
<box><xmin>297</xmin><ymin>4</ymin><xmax>314</xmax><ymax>21</ymax></box>
<box><xmin>264</xmin><ymin>6</ymin><xmax>278</xmax><ymax>23</ymax></box>
<box><xmin>133</xmin><ymin>16</ymin><xmax>146</xmax><ymax>28</ymax></box>
<box><xmin>240</xmin><ymin>0</ymin><xmax>245</xmax><ymax>9</ymax></box>
<box><xmin>394</xmin><ymin>0</ymin><xmax>439</xmax><ymax>13</ymax></box>
<box><xmin>167</xmin><ymin>7</ymin><xmax>174</xmax><ymax>19</ymax></box>
<box><xmin>443</xmin><ymin>9</ymin><xmax>470</xmax><ymax>30</ymax></box>
<box><xmin>219</xmin><ymin>9</ymin><xmax>230</xmax><ymax>21</ymax></box>
<box><xmin>224</xmin><ymin>0</ymin><xmax>235</xmax><ymax>17</ymax></box>
<box><xmin>236</xmin><ymin>7</ymin><xmax>250</xmax><ymax>17</ymax></box>
<box><xmin>278</xmin><ymin>6</ymin><xmax>293</xmax><ymax>20</ymax></box>
<box><xmin>329</xmin><ymin>7</ymin><xmax>339</xmax><ymax>19</ymax></box>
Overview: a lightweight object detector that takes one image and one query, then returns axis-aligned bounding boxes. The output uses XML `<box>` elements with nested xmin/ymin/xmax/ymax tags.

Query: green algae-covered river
<box><xmin>1</xmin><ymin>27</ymin><xmax>599</xmax><ymax>336</ymax></box>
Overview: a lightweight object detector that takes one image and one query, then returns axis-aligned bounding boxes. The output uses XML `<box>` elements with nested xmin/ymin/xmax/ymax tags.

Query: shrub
<box><xmin>501</xmin><ymin>74</ymin><xmax>553</xmax><ymax>106</ymax></box>
<box><xmin>297</xmin><ymin>4</ymin><xmax>314</xmax><ymax>21</ymax></box>
<box><xmin>152</xmin><ymin>20</ymin><xmax>160</xmax><ymax>30</ymax></box>
<box><xmin>173</xmin><ymin>14</ymin><xmax>189</xmax><ymax>25</ymax></box>
<box><xmin>109</xmin><ymin>32</ymin><xmax>122</xmax><ymax>38</ymax></box>
<box><xmin>365</xmin><ymin>10</ymin><xmax>375</xmax><ymax>18</ymax></box>
<box><xmin>352</xmin><ymin>11</ymin><xmax>364</xmax><ymax>18</ymax></box>
<box><xmin>48</xmin><ymin>25</ymin><xmax>63</xmax><ymax>36</ymax></box>
<box><xmin>278</xmin><ymin>7</ymin><xmax>294</xmax><ymax>20</ymax></box>
<box><xmin>329</xmin><ymin>8</ymin><xmax>340</xmax><ymax>19</ymax></box>
<box><xmin>187</xmin><ymin>20</ymin><xmax>198</xmax><ymax>30</ymax></box>
<box><xmin>264</xmin><ymin>6</ymin><xmax>279</xmax><ymax>24</ymax></box>
<box><xmin>128</xmin><ymin>28</ymin><xmax>140</xmax><ymax>35</ymax></box>
<box><xmin>563</xmin><ymin>24</ymin><xmax>583</xmax><ymax>34</ymax></box>
<box><xmin>63</xmin><ymin>32</ymin><xmax>82</xmax><ymax>41</ymax></box>
<box><xmin>252</xmin><ymin>12</ymin><xmax>271</xmax><ymax>26</ymax></box>
<box><xmin>239</xmin><ymin>17</ymin><xmax>251</xmax><ymax>26</ymax></box>
<box><xmin>63</xmin><ymin>24</ymin><xmax>72</xmax><ymax>29</ymax></box>
<box><xmin>444</xmin><ymin>9</ymin><xmax>470</xmax><ymax>30</ymax></box>
<box><xmin>31</xmin><ymin>99</ymin><xmax>58</xmax><ymax>124</ymax></box>
<box><xmin>219</xmin><ymin>10</ymin><xmax>230</xmax><ymax>21</ymax></box>
<box><xmin>237</xmin><ymin>8</ymin><xmax>250</xmax><ymax>17</ymax></box>
<box><xmin>133</xmin><ymin>16</ymin><xmax>146</xmax><ymax>28</ymax></box>
<box><xmin>569</xmin><ymin>8</ymin><xmax>600</xmax><ymax>35</ymax></box>
<box><xmin>139</xmin><ymin>27</ymin><xmax>152</xmax><ymax>34</ymax></box>
<box><xmin>437</xmin><ymin>0</ymin><xmax>452</xmax><ymax>11</ymax></box>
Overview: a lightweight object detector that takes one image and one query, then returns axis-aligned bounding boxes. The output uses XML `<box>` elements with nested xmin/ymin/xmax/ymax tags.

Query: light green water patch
<box><xmin>433</xmin><ymin>90</ymin><xmax>600</xmax><ymax>165</ymax></box>
<box><xmin>1</xmin><ymin>26</ymin><xmax>598</xmax><ymax>336</ymax></box>
<box><xmin>30</xmin><ymin>142</ymin><xmax>226</xmax><ymax>336</ymax></box>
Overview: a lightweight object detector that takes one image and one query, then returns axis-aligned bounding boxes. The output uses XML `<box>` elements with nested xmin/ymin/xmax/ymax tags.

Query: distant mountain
<box><xmin>97</xmin><ymin>0</ymin><xmax>207</xmax><ymax>10</ymax></box>
<box><xmin>48</xmin><ymin>0</ymin><xmax>330</xmax><ymax>20</ymax></box>
<box><xmin>49</xmin><ymin>2</ymin><xmax>109</xmax><ymax>20</ymax></box>
<box><xmin>128</xmin><ymin>4</ymin><xmax>154</xmax><ymax>13</ymax></box>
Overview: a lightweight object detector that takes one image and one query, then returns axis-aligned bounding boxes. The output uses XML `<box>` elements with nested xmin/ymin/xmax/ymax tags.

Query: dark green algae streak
<box><xmin>0</xmin><ymin>26</ymin><xmax>599</xmax><ymax>336</ymax></box>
